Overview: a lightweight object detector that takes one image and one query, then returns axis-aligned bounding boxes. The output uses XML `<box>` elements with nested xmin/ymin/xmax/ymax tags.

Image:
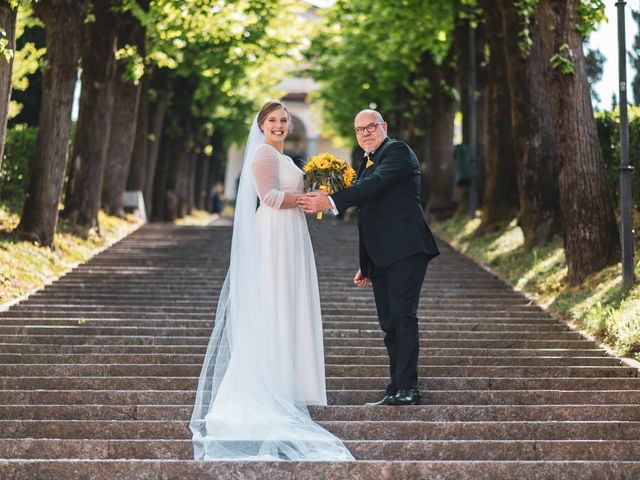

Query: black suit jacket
<box><xmin>331</xmin><ymin>138</ymin><xmax>440</xmax><ymax>277</ymax></box>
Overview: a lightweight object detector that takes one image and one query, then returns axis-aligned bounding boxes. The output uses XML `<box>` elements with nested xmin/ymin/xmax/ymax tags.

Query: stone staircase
<box><xmin>1</xmin><ymin>222</ymin><xmax>639</xmax><ymax>479</ymax></box>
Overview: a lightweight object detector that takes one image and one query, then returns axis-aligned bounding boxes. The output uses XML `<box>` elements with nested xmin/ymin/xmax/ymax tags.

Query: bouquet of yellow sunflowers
<box><xmin>303</xmin><ymin>153</ymin><xmax>356</xmax><ymax>219</ymax></box>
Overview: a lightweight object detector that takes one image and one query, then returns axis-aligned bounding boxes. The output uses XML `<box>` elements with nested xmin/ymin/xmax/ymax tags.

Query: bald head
<box><xmin>355</xmin><ymin>109</ymin><xmax>384</xmax><ymax>124</ymax></box>
<box><xmin>354</xmin><ymin>109</ymin><xmax>387</xmax><ymax>153</ymax></box>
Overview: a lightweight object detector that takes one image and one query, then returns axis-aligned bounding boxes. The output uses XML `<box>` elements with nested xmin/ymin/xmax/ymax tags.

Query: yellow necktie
<box><xmin>365</xmin><ymin>154</ymin><xmax>374</xmax><ymax>168</ymax></box>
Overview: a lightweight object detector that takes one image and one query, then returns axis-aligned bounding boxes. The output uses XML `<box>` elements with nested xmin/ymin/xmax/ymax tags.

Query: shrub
<box><xmin>594</xmin><ymin>107</ymin><xmax>640</xmax><ymax>210</ymax></box>
<box><xmin>0</xmin><ymin>125</ymin><xmax>37</xmax><ymax>209</ymax></box>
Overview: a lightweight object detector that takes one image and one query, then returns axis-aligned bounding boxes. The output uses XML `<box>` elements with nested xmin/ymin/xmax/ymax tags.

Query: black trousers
<box><xmin>370</xmin><ymin>253</ymin><xmax>428</xmax><ymax>395</ymax></box>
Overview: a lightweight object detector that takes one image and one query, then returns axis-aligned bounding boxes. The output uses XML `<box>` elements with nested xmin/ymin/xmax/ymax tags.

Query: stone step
<box><xmin>0</xmin><ymin>318</ymin><xmax>569</xmax><ymax>331</ymax></box>
<box><xmin>2</xmin><ymin>438</ymin><xmax>640</xmax><ymax>461</ymax></box>
<box><xmin>309</xmin><ymin>405</ymin><xmax>640</xmax><ymax>422</ymax></box>
<box><xmin>1</xmin><ymin>222</ymin><xmax>637</xmax><ymax>474</ymax></box>
<box><xmin>0</xmin><ymin>326</ymin><xmax>582</xmax><ymax>340</ymax></box>
<box><xmin>0</xmin><ymin>353</ymin><xmax>619</xmax><ymax>367</ymax></box>
<box><xmin>323</xmin><ymin>346</ymin><xmax>606</xmax><ymax>357</ymax></box>
<box><xmin>5</xmin><ymin>404</ymin><xmax>640</xmax><ymax>422</ymax></box>
<box><xmin>0</xmin><ymin>343</ymin><xmax>607</xmax><ymax>357</ymax></box>
<box><xmin>3</xmin><ymin>419</ymin><xmax>640</xmax><ymax>441</ymax></box>
<box><xmin>2</xmin><ymin>389</ymin><xmax>639</xmax><ymax>406</ymax></box>
<box><xmin>28</xmin><ymin>294</ymin><xmax>533</xmax><ymax>307</ymax></box>
<box><xmin>2</xmin><ymin>376</ymin><xmax>637</xmax><ymax>391</ymax></box>
<box><xmin>324</xmin><ymin>364</ymin><xmax>636</xmax><ymax>378</ymax></box>
<box><xmin>12</xmin><ymin>301</ymin><xmax>546</xmax><ymax>314</ymax></box>
<box><xmin>1</xmin><ymin>459</ymin><xmax>639</xmax><ymax>480</ymax></box>
<box><xmin>6</xmin><ymin>306</ymin><xmax>556</xmax><ymax>319</ymax></box>
<box><xmin>325</xmin><ymin>338</ymin><xmax>598</xmax><ymax>348</ymax></box>
<box><xmin>0</xmin><ymin>335</ymin><xmax>597</xmax><ymax>349</ymax></box>
<box><xmin>2</xmin><ymin>363</ymin><xmax>633</xmax><ymax>378</ymax></box>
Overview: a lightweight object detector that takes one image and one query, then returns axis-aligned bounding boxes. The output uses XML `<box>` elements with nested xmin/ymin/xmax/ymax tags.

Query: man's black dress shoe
<box><xmin>365</xmin><ymin>395</ymin><xmax>397</xmax><ymax>406</ymax></box>
<box><xmin>393</xmin><ymin>389</ymin><xmax>421</xmax><ymax>405</ymax></box>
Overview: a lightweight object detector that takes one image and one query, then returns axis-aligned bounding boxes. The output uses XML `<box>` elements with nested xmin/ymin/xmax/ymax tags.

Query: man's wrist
<box><xmin>328</xmin><ymin>196</ymin><xmax>339</xmax><ymax>215</ymax></box>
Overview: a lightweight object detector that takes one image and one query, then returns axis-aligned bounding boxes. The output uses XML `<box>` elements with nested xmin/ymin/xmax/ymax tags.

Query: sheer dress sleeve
<box><xmin>251</xmin><ymin>145</ymin><xmax>286</xmax><ymax>209</ymax></box>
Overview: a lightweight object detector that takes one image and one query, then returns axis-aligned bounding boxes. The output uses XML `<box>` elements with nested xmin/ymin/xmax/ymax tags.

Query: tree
<box><xmin>0</xmin><ymin>0</ymin><xmax>17</xmax><ymax>171</ymax></box>
<box><xmin>631</xmin><ymin>9</ymin><xmax>640</xmax><ymax>105</ymax></box>
<box><xmin>307</xmin><ymin>0</ymin><xmax>454</xmax><ymax>140</ymax></box>
<box><xmin>584</xmin><ymin>47</ymin><xmax>605</xmax><ymax>104</ymax></box>
<box><xmin>125</xmin><ymin>70</ymin><xmax>149</xmax><ymax>199</ymax></box>
<box><xmin>477</xmin><ymin>0</ymin><xmax>519</xmax><ymax>232</ymax></box>
<box><xmin>102</xmin><ymin>0</ymin><xmax>148</xmax><ymax>216</ymax></box>
<box><xmin>63</xmin><ymin>0</ymin><xmax>118</xmax><ymax>230</ymax></box>
<box><xmin>538</xmin><ymin>0</ymin><xmax>619</xmax><ymax>284</ymax></box>
<box><xmin>6</xmin><ymin>10</ymin><xmax>44</xmax><ymax>128</ymax></box>
<box><xmin>497</xmin><ymin>0</ymin><xmax>561</xmax><ymax>249</ymax></box>
<box><xmin>419</xmin><ymin>51</ymin><xmax>458</xmax><ymax>220</ymax></box>
<box><xmin>136</xmin><ymin>0</ymin><xmax>305</xmax><ymax>221</ymax></box>
<box><xmin>307</xmin><ymin>0</ymin><xmax>458</xmax><ymax>218</ymax></box>
<box><xmin>16</xmin><ymin>0</ymin><xmax>89</xmax><ymax>246</ymax></box>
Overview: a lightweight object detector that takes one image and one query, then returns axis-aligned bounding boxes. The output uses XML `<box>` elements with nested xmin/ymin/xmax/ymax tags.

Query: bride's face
<box><xmin>262</xmin><ymin>108</ymin><xmax>289</xmax><ymax>145</ymax></box>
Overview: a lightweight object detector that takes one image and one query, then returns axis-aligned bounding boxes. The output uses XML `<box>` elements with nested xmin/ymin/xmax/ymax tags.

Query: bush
<box><xmin>0</xmin><ymin>125</ymin><xmax>37</xmax><ymax>209</ymax></box>
<box><xmin>595</xmin><ymin>107</ymin><xmax>640</xmax><ymax>210</ymax></box>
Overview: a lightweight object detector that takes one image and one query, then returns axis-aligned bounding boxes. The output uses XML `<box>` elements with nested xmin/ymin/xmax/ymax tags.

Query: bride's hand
<box><xmin>353</xmin><ymin>269</ymin><xmax>371</xmax><ymax>288</ymax></box>
<box><xmin>297</xmin><ymin>191</ymin><xmax>331</xmax><ymax>213</ymax></box>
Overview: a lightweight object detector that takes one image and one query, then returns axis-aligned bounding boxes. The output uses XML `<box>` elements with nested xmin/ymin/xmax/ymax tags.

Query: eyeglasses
<box><xmin>354</xmin><ymin>122</ymin><xmax>384</xmax><ymax>136</ymax></box>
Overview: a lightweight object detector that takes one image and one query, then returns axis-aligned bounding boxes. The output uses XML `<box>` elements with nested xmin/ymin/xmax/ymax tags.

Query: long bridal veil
<box><xmin>190</xmin><ymin>117</ymin><xmax>354</xmax><ymax>461</ymax></box>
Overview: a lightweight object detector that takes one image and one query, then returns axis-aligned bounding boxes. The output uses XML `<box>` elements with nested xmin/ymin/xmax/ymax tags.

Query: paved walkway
<box><xmin>1</xmin><ymin>221</ymin><xmax>639</xmax><ymax>479</ymax></box>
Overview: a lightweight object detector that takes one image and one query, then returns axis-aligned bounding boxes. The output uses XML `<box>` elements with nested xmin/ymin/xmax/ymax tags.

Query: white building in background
<box><xmin>223</xmin><ymin>70</ymin><xmax>351</xmax><ymax>200</ymax></box>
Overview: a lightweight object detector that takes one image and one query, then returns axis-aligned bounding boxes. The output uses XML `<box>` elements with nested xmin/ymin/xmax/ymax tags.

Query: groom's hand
<box><xmin>296</xmin><ymin>190</ymin><xmax>331</xmax><ymax>213</ymax></box>
<box><xmin>354</xmin><ymin>269</ymin><xmax>371</xmax><ymax>288</ymax></box>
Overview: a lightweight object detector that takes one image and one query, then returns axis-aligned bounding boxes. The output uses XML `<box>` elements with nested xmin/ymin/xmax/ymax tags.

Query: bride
<box><xmin>190</xmin><ymin>101</ymin><xmax>354</xmax><ymax>461</ymax></box>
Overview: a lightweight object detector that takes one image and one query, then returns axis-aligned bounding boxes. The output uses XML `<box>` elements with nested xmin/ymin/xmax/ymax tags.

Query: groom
<box><xmin>297</xmin><ymin>109</ymin><xmax>440</xmax><ymax>406</ymax></box>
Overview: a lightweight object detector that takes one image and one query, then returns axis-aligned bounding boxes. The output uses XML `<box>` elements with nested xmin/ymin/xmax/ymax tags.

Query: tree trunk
<box><xmin>498</xmin><ymin>0</ymin><xmax>561</xmax><ymax>249</ymax></box>
<box><xmin>194</xmin><ymin>153</ymin><xmax>209</xmax><ymax>211</ymax></box>
<box><xmin>478</xmin><ymin>0</ymin><xmax>519</xmax><ymax>232</ymax></box>
<box><xmin>144</xmin><ymin>86</ymin><xmax>170</xmax><ymax>215</ymax></box>
<box><xmin>186</xmin><ymin>150</ymin><xmax>197</xmax><ymax>215</ymax></box>
<box><xmin>150</xmin><ymin>125</ymin><xmax>173</xmax><ymax>222</ymax></box>
<box><xmin>476</xmin><ymin>82</ymin><xmax>489</xmax><ymax>207</ymax></box>
<box><xmin>16</xmin><ymin>1</ymin><xmax>89</xmax><ymax>246</ymax></box>
<box><xmin>101</xmin><ymin>2</ymin><xmax>147</xmax><ymax>216</ymax></box>
<box><xmin>63</xmin><ymin>0</ymin><xmax>117</xmax><ymax>230</ymax></box>
<box><xmin>427</xmin><ymin>85</ymin><xmax>457</xmax><ymax>220</ymax></box>
<box><xmin>455</xmin><ymin>18</ymin><xmax>488</xmax><ymax>215</ymax></box>
<box><xmin>204</xmin><ymin>132</ymin><xmax>224</xmax><ymax>211</ymax></box>
<box><xmin>174</xmin><ymin>148</ymin><xmax>189</xmax><ymax>218</ymax></box>
<box><xmin>475</xmin><ymin>22</ymin><xmax>489</xmax><ymax>208</ymax></box>
<box><xmin>538</xmin><ymin>0</ymin><xmax>620</xmax><ymax>285</ymax></box>
<box><xmin>0</xmin><ymin>2</ymin><xmax>17</xmax><ymax>171</ymax></box>
<box><xmin>420</xmin><ymin>53</ymin><xmax>457</xmax><ymax>221</ymax></box>
<box><xmin>126</xmin><ymin>73</ymin><xmax>149</xmax><ymax>192</ymax></box>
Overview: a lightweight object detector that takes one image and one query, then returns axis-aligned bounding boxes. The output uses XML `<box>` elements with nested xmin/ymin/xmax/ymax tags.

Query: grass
<box><xmin>174</xmin><ymin>209</ymin><xmax>217</xmax><ymax>226</ymax></box>
<box><xmin>175</xmin><ymin>206</ymin><xmax>234</xmax><ymax>226</ymax></box>
<box><xmin>433</xmin><ymin>215</ymin><xmax>640</xmax><ymax>362</ymax></box>
<box><xmin>0</xmin><ymin>205</ymin><xmax>141</xmax><ymax>306</ymax></box>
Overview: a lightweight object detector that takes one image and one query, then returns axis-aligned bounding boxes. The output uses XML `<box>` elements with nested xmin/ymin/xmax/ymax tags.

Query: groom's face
<box><xmin>354</xmin><ymin>113</ymin><xmax>387</xmax><ymax>153</ymax></box>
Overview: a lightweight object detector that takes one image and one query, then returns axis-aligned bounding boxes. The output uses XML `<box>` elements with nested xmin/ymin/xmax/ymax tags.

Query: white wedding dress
<box><xmin>190</xmin><ymin>121</ymin><xmax>354</xmax><ymax>461</ymax></box>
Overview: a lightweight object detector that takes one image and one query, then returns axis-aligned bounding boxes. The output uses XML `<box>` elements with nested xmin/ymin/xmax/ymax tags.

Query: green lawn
<box><xmin>433</xmin><ymin>216</ymin><xmax>640</xmax><ymax>361</ymax></box>
<box><xmin>0</xmin><ymin>206</ymin><xmax>141</xmax><ymax>306</ymax></box>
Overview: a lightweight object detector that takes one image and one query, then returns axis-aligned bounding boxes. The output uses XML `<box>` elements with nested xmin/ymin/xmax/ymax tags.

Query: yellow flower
<box><xmin>342</xmin><ymin>165</ymin><xmax>356</xmax><ymax>186</ymax></box>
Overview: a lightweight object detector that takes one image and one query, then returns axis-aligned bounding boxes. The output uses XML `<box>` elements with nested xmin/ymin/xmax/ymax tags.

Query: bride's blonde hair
<box><xmin>257</xmin><ymin>100</ymin><xmax>291</xmax><ymax>133</ymax></box>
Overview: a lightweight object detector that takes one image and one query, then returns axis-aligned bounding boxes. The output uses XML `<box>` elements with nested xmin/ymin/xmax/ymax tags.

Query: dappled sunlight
<box><xmin>434</xmin><ymin>215</ymin><xmax>640</xmax><ymax>358</ymax></box>
<box><xmin>0</xmin><ymin>207</ymin><xmax>140</xmax><ymax>305</ymax></box>
<box><xmin>485</xmin><ymin>220</ymin><xmax>524</xmax><ymax>263</ymax></box>
<box><xmin>515</xmin><ymin>248</ymin><xmax>565</xmax><ymax>295</ymax></box>
<box><xmin>610</xmin><ymin>298</ymin><xmax>640</xmax><ymax>355</ymax></box>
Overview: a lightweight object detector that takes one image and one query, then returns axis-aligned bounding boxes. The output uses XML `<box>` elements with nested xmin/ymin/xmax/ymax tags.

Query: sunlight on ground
<box><xmin>434</xmin><ymin>215</ymin><xmax>640</xmax><ymax>360</ymax></box>
<box><xmin>175</xmin><ymin>210</ymin><xmax>216</xmax><ymax>226</ymax></box>
<box><xmin>0</xmin><ymin>208</ymin><xmax>141</xmax><ymax>306</ymax></box>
